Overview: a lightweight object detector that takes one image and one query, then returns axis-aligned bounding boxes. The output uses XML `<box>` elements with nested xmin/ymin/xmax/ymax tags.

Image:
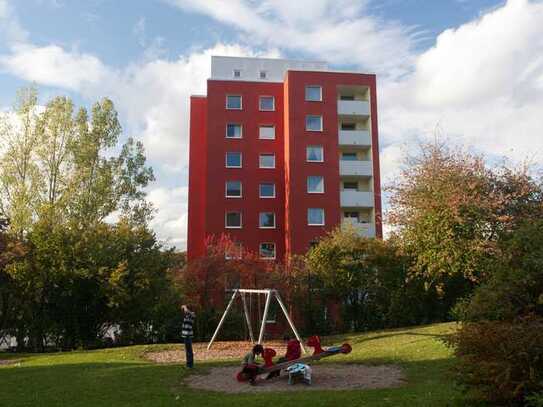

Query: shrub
<box><xmin>445</xmin><ymin>316</ymin><xmax>543</xmax><ymax>404</ymax></box>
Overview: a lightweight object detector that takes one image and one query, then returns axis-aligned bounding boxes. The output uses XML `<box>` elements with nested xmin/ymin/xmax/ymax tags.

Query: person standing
<box><xmin>181</xmin><ymin>304</ymin><xmax>195</xmax><ymax>368</ymax></box>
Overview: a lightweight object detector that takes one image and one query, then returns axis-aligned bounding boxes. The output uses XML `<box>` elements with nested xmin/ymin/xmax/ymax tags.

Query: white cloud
<box><xmin>147</xmin><ymin>187</ymin><xmax>188</xmax><ymax>248</ymax></box>
<box><xmin>2</xmin><ymin>0</ymin><xmax>543</xmax><ymax>250</ymax></box>
<box><xmin>165</xmin><ymin>0</ymin><xmax>416</xmax><ymax>78</ymax></box>
<box><xmin>0</xmin><ymin>0</ymin><xmax>28</xmax><ymax>44</ymax></box>
<box><xmin>0</xmin><ymin>44</ymin><xmax>108</xmax><ymax>90</ymax></box>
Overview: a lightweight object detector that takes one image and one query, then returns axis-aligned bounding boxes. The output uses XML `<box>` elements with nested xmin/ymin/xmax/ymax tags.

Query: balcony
<box><xmin>338</xmin><ymin>100</ymin><xmax>370</xmax><ymax>116</ymax></box>
<box><xmin>342</xmin><ymin>219</ymin><xmax>376</xmax><ymax>238</ymax></box>
<box><xmin>339</xmin><ymin>130</ymin><xmax>371</xmax><ymax>147</ymax></box>
<box><xmin>339</xmin><ymin>160</ymin><xmax>373</xmax><ymax>176</ymax></box>
<box><xmin>340</xmin><ymin>191</ymin><xmax>374</xmax><ymax>207</ymax></box>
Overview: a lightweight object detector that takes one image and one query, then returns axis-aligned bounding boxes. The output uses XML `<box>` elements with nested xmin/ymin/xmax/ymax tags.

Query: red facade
<box><xmin>188</xmin><ymin>67</ymin><xmax>382</xmax><ymax>262</ymax></box>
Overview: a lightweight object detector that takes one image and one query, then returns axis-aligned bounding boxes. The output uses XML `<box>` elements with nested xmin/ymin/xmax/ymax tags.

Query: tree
<box><xmin>0</xmin><ymin>87</ymin><xmax>155</xmax><ymax>234</ymax></box>
<box><xmin>0</xmin><ymin>88</ymin><xmax>168</xmax><ymax>351</ymax></box>
<box><xmin>305</xmin><ymin>226</ymin><xmax>440</xmax><ymax>332</ymax></box>
<box><xmin>388</xmin><ymin>141</ymin><xmax>543</xmax><ymax>288</ymax></box>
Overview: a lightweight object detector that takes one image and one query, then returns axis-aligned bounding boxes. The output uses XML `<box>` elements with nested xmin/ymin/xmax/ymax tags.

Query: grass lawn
<box><xmin>0</xmin><ymin>322</ymin><xmax>466</xmax><ymax>406</ymax></box>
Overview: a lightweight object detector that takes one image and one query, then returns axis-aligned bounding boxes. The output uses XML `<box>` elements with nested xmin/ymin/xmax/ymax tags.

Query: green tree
<box><xmin>388</xmin><ymin>141</ymin><xmax>543</xmax><ymax>288</ymax></box>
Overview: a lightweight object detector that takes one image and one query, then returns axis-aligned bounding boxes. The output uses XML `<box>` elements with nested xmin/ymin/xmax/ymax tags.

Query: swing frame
<box><xmin>207</xmin><ymin>288</ymin><xmax>307</xmax><ymax>353</ymax></box>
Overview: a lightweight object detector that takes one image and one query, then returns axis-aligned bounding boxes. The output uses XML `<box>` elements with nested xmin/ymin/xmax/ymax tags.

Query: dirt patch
<box><xmin>146</xmin><ymin>341</ymin><xmax>288</xmax><ymax>363</ymax></box>
<box><xmin>184</xmin><ymin>364</ymin><xmax>405</xmax><ymax>393</ymax></box>
<box><xmin>0</xmin><ymin>359</ymin><xmax>21</xmax><ymax>366</ymax></box>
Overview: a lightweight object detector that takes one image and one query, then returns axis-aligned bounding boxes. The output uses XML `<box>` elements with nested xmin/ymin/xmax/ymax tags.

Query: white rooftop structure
<box><xmin>211</xmin><ymin>56</ymin><xmax>329</xmax><ymax>83</ymax></box>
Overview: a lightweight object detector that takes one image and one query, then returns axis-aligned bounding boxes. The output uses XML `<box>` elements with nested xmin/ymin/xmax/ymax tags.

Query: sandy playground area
<box><xmin>146</xmin><ymin>341</ymin><xmax>405</xmax><ymax>393</ymax></box>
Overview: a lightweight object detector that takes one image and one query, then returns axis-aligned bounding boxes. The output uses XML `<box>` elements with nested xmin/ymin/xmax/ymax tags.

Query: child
<box><xmin>181</xmin><ymin>304</ymin><xmax>195</xmax><ymax>368</ymax></box>
<box><xmin>266</xmin><ymin>335</ymin><xmax>302</xmax><ymax>379</ymax></box>
<box><xmin>240</xmin><ymin>344</ymin><xmax>264</xmax><ymax>385</ymax></box>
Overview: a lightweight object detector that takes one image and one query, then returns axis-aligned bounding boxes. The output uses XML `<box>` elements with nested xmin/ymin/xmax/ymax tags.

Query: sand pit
<box><xmin>146</xmin><ymin>341</ymin><xmax>288</xmax><ymax>363</ymax></box>
<box><xmin>184</xmin><ymin>364</ymin><xmax>405</xmax><ymax>393</ymax></box>
<box><xmin>0</xmin><ymin>359</ymin><xmax>21</xmax><ymax>366</ymax></box>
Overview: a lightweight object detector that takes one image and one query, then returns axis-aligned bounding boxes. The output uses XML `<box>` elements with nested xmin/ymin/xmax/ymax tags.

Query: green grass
<box><xmin>0</xmin><ymin>323</ymin><xmax>466</xmax><ymax>406</ymax></box>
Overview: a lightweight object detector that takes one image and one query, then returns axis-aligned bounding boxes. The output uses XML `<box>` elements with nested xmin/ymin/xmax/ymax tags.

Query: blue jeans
<box><xmin>184</xmin><ymin>337</ymin><xmax>193</xmax><ymax>368</ymax></box>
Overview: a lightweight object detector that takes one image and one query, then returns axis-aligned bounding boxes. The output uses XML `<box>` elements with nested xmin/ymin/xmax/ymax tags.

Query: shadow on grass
<box><xmin>0</xmin><ymin>356</ymin><xmax>468</xmax><ymax>407</ymax></box>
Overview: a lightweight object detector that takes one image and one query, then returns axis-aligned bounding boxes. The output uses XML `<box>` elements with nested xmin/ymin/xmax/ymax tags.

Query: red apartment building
<box><xmin>188</xmin><ymin>56</ymin><xmax>382</xmax><ymax>262</ymax></box>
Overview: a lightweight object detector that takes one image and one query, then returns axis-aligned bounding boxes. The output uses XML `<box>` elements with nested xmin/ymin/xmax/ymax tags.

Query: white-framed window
<box><xmin>259</xmin><ymin>70</ymin><xmax>267</xmax><ymax>79</ymax></box>
<box><xmin>259</xmin><ymin>125</ymin><xmax>275</xmax><ymax>140</ymax></box>
<box><xmin>233</xmin><ymin>69</ymin><xmax>241</xmax><ymax>78</ymax></box>
<box><xmin>225</xmin><ymin>211</ymin><xmax>242</xmax><ymax>228</ymax></box>
<box><xmin>307</xmin><ymin>176</ymin><xmax>324</xmax><ymax>193</ymax></box>
<box><xmin>226</xmin><ymin>95</ymin><xmax>242</xmax><ymax>110</ymax></box>
<box><xmin>306</xmin><ymin>145</ymin><xmax>324</xmax><ymax>162</ymax></box>
<box><xmin>259</xmin><ymin>154</ymin><xmax>275</xmax><ymax>168</ymax></box>
<box><xmin>259</xmin><ymin>212</ymin><xmax>276</xmax><ymax>229</ymax></box>
<box><xmin>225</xmin><ymin>180</ymin><xmax>242</xmax><ymax>198</ymax></box>
<box><xmin>305</xmin><ymin>85</ymin><xmax>322</xmax><ymax>101</ymax></box>
<box><xmin>226</xmin><ymin>123</ymin><xmax>242</xmax><ymax>139</ymax></box>
<box><xmin>259</xmin><ymin>183</ymin><xmax>276</xmax><ymax>198</ymax></box>
<box><xmin>225</xmin><ymin>152</ymin><xmax>242</xmax><ymax>168</ymax></box>
<box><xmin>308</xmin><ymin>208</ymin><xmax>325</xmax><ymax>226</ymax></box>
<box><xmin>259</xmin><ymin>96</ymin><xmax>275</xmax><ymax>111</ymax></box>
<box><xmin>225</xmin><ymin>242</ymin><xmax>243</xmax><ymax>259</ymax></box>
<box><xmin>259</xmin><ymin>242</ymin><xmax>276</xmax><ymax>259</ymax></box>
<box><xmin>306</xmin><ymin>115</ymin><xmax>323</xmax><ymax>131</ymax></box>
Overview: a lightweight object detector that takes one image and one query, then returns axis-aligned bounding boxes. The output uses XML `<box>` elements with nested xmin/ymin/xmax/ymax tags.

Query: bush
<box><xmin>445</xmin><ymin>316</ymin><xmax>543</xmax><ymax>404</ymax></box>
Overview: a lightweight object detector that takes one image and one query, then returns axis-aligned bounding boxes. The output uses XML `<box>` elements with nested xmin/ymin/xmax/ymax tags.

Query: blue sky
<box><xmin>1</xmin><ymin>0</ymin><xmax>542</xmax><ymax>248</ymax></box>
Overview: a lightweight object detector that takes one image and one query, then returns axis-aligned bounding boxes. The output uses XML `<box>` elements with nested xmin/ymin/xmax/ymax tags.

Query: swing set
<box><xmin>207</xmin><ymin>288</ymin><xmax>307</xmax><ymax>354</ymax></box>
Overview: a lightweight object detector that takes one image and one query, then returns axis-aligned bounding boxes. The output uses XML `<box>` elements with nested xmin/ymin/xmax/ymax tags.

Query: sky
<box><xmin>1</xmin><ymin>0</ymin><xmax>542</xmax><ymax>249</ymax></box>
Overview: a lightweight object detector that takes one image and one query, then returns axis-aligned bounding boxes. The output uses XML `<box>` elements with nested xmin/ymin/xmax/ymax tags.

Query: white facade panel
<box><xmin>339</xmin><ymin>160</ymin><xmax>373</xmax><ymax>176</ymax></box>
<box><xmin>338</xmin><ymin>100</ymin><xmax>370</xmax><ymax>116</ymax></box>
<box><xmin>211</xmin><ymin>56</ymin><xmax>328</xmax><ymax>82</ymax></box>
<box><xmin>339</xmin><ymin>130</ymin><xmax>371</xmax><ymax>146</ymax></box>
<box><xmin>342</xmin><ymin>219</ymin><xmax>376</xmax><ymax>237</ymax></box>
<box><xmin>340</xmin><ymin>191</ymin><xmax>374</xmax><ymax>208</ymax></box>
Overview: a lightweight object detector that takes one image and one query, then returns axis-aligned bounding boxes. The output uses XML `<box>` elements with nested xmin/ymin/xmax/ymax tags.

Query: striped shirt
<box><xmin>182</xmin><ymin>311</ymin><xmax>195</xmax><ymax>338</ymax></box>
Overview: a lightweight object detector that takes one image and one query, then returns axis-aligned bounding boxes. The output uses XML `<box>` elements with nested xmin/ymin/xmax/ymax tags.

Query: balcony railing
<box><xmin>339</xmin><ymin>129</ymin><xmax>371</xmax><ymax>146</ymax></box>
<box><xmin>339</xmin><ymin>160</ymin><xmax>373</xmax><ymax>176</ymax></box>
<box><xmin>340</xmin><ymin>191</ymin><xmax>374</xmax><ymax>207</ymax></box>
<box><xmin>337</xmin><ymin>100</ymin><xmax>370</xmax><ymax>116</ymax></box>
<box><xmin>342</xmin><ymin>219</ymin><xmax>376</xmax><ymax>237</ymax></box>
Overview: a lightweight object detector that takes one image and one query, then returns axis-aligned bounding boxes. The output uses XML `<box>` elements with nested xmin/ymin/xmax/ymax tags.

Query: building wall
<box><xmin>205</xmin><ymin>80</ymin><xmax>286</xmax><ymax>260</ymax></box>
<box><xmin>187</xmin><ymin>64</ymin><xmax>383</xmax><ymax>262</ymax></box>
<box><xmin>187</xmin><ymin>96</ymin><xmax>207</xmax><ymax>261</ymax></box>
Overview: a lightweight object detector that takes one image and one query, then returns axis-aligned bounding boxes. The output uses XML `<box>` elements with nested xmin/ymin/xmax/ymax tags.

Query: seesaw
<box><xmin>236</xmin><ymin>335</ymin><xmax>352</xmax><ymax>382</ymax></box>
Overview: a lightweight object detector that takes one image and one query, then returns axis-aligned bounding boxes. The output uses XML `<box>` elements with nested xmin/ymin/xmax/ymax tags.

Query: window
<box><xmin>233</xmin><ymin>69</ymin><xmax>241</xmax><ymax>78</ymax></box>
<box><xmin>225</xmin><ymin>211</ymin><xmax>242</xmax><ymax>228</ymax></box>
<box><xmin>340</xmin><ymin>95</ymin><xmax>355</xmax><ymax>101</ymax></box>
<box><xmin>306</xmin><ymin>146</ymin><xmax>323</xmax><ymax>162</ymax></box>
<box><xmin>344</xmin><ymin>211</ymin><xmax>359</xmax><ymax>219</ymax></box>
<box><xmin>260</xmin><ymin>183</ymin><xmax>275</xmax><ymax>198</ymax></box>
<box><xmin>225</xmin><ymin>242</ymin><xmax>242</xmax><ymax>259</ymax></box>
<box><xmin>343</xmin><ymin>181</ymin><xmax>358</xmax><ymax>190</ymax></box>
<box><xmin>259</xmin><ymin>96</ymin><xmax>275</xmax><ymax>111</ymax></box>
<box><xmin>259</xmin><ymin>212</ymin><xmax>276</xmax><ymax>229</ymax></box>
<box><xmin>341</xmin><ymin>152</ymin><xmax>358</xmax><ymax>161</ymax></box>
<box><xmin>306</xmin><ymin>115</ymin><xmax>323</xmax><ymax>131</ymax></box>
<box><xmin>226</xmin><ymin>123</ymin><xmax>242</xmax><ymax>138</ymax></box>
<box><xmin>260</xmin><ymin>243</ymin><xmax>276</xmax><ymax>259</ymax></box>
<box><xmin>225</xmin><ymin>152</ymin><xmax>242</xmax><ymax>168</ymax></box>
<box><xmin>226</xmin><ymin>95</ymin><xmax>242</xmax><ymax>109</ymax></box>
<box><xmin>259</xmin><ymin>125</ymin><xmax>275</xmax><ymax>140</ymax></box>
<box><xmin>308</xmin><ymin>208</ymin><xmax>325</xmax><ymax>225</ymax></box>
<box><xmin>225</xmin><ymin>181</ymin><xmax>242</xmax><ymax>198</ymax></box>
<box><xmin>307</xmin><ymin>176</ymin><xmax>324</xmax><ymax>193</ymax></box>
<box><xmin>305</xmin><ymin>86</ymin><xmax>322</xmax><ymax>101</ymax></box>
<box><xmin>259</xmin><ymin>70</ymin><xmax>267</xmax><ymax>79</ymax></box>
<box><xmin>259</xmin><ymin>154</ymin><xmax>275</xmax><ymax>168</ymax></box>
<box><xmin>341</xmin><ymin>123</ymin><xmax>356</xmax><ymax>130</ymax></box>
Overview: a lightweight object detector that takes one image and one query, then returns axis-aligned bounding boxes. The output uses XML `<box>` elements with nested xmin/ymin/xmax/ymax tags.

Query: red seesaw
<box><xmin>236</xmin><ymin>336</ymin><xmax>352</xmax><ymax>382</ymax></box>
